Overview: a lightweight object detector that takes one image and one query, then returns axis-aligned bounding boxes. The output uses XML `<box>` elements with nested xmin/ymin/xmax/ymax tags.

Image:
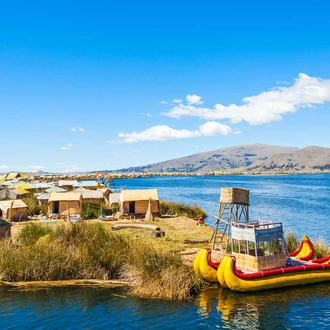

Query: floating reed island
<box><xmin>0</xmin><ymin>201</ymin><xmax>211</xmax><ymax>301</ymax></box>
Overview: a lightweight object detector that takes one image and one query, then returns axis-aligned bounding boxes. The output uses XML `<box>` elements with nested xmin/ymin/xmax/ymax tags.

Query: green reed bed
<box><xmin>312</xmin><ymin>238</ymin><xmax>330</xmax><ymax>258</ymax></box>
<box><xmin>0</xmin><ymin>222</ymin><xmax>202</xmax><ymax>300</ymax></box>
<box><xmin>159</xmin><ymin>200</ymin><xmax>207</xmax><ymax>219</ymax></box>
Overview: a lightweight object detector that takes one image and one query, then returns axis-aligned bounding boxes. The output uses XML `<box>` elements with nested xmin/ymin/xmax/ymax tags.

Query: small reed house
<box><xmin>118</xmin><ymin>189</ymin><xmax>159</xmax><ymax>217</ymax></box>
<box><xmin>0</xmin><ymin>200</ymin><xmax>28</xmax><ymax>221</ymax></box>
<box><xmin>48</xmin><ymin>192</ymin><xmax>83</xmax><ymax>218</ymax></box>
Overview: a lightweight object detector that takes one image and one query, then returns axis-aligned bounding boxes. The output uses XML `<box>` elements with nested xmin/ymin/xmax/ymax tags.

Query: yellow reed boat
<box><xmin>217</xmin><ymin>254</ymin><xmax>330</xmax><ymax>292</ymax></box>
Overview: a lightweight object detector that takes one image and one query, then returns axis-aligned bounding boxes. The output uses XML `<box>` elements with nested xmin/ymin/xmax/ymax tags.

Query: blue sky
<box><xmin>1</xmin><ymin>1</ymin><xmax>330</xmax><ymax>173</ymax></box>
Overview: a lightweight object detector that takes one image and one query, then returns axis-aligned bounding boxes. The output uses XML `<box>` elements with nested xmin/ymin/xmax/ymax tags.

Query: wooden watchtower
<box><xmin>210</xmin><ymin>187</ymin><xmax>250</xmax><ymax>249</ymax></box>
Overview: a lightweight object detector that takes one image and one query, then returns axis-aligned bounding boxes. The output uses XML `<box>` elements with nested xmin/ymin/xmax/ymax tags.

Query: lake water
<box><xmin>1</xmin><ymin>174</ymin><xmax>330</xmax><ymax>329</ymax></box>
<box><xmin>114</xmin><ymin>173</ymin><xmax>330</xmax><ymax>242</ymax></box>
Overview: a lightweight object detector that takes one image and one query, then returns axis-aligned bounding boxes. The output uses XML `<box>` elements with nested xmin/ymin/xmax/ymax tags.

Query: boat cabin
<box><xmin>230</xmin><ymin>220</ymin><xmax>287</xmax><ymax>271</ymax></box>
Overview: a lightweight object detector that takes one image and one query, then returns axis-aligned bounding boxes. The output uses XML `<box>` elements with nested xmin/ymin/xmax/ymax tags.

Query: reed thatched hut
<box><xmin>37</xmin><ymin>192</ymin><xmax>51</xmax><ymax>207</ymax></box>
<box><xmin>118</xmin><ymin>189</ymin><xmax>159</xmax><ymax>217</ymax></box>
<box><xmin>48</xmin><ymin>192</ymin><xmax>83</xmax><ymax>218</ymax></box>
<box><xmin>0</xmin><ymin>188</ymin><xmax>25</xmax><ymax>200</ymax></box>
<box><xmin>0</xmin><ymin>200</ymin><xmax>28</xmax><ymax>221</ymax></box>
<box><xmin>109</xmin><ymin>192</ymin><xmax>120</xmax><ymax>211</ymax></box>
<box><xmin>74</xmin><ymin>180</ymin><xmax>99</xmax><ymax>190</ymax></box>
<box><xmin>75</xmin><ymin>188</ymin><xmax>106</xmax><ymax>205</ymax></box>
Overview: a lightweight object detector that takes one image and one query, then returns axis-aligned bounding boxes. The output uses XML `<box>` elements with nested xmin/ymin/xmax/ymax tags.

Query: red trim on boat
<box><xmin>231</xmin><ymin>256</ymin><xmax>330</xmax><ymax>280</ymax></box>
<box><xmin>312</xmin><ymin>255</ymin><xmax>330</xmax><ymax>264</ymax></box>
<box><xmin>206</xmin><ymin>248</ymin><xmax>220</xmax><ymax>270</ymax></box>
<box><xmin>289</xmin><ymin>240</ymin><xmax>303</xmax><ymax>257</ymax></box>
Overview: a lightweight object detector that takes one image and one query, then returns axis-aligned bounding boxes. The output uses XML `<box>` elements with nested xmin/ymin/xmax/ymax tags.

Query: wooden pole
<box><xmin>8</xmin><ymin>201</ymin><xmax>14</xmax><ymax>223</ymax></box>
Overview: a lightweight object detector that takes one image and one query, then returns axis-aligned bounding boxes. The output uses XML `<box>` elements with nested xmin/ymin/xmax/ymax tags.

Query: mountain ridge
<box><xmin>109</xmin><ymin>144</ymin><xmax>330</xmax><ymax>174</ymax></box>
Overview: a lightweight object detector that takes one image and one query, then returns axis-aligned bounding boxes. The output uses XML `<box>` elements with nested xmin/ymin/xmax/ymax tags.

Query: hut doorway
<box><xmin>129</xmin><ymin>201</ymin><xmax>135</xmax><ymax>214</ymax></box>
<box><xmin>52</xmin><ymin>201</ymin><xmax>59</xmax><ymax>214</ymax></box>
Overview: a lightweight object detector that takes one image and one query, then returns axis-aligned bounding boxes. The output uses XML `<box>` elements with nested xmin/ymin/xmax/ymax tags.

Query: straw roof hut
<box><xmin>37</xmin><ymin>192</ymin><xmax>51</xmax><ymax>206</ymax></box>
<box><xmin>0</xmin><ymin>188</ymin><xmax>25</xmax><ymax>200</ymax></box>
<box><xmin>48</xmin><ymin>192</ymin><xmax>83</xmax><ymax>218</ymax></box>
<box><xmin>74</xmin><ymin>188</ymin><xmax>105</xmax><ymax>205</ymax></box>
<box><xmin>118</xmin><ymin>189</ymin><xmax>159</xmax><ymax>217</ymax></box>
<box><xmin>46</xmin><ymin>186</ymin><xmax>67</xmax><ymax>193</ymax></box>
<box><xmin>98</xmin><ymin>188</ymin><xmax>111</xmax><ymax>202</ymax></box>
<box><xmin>34</xmin><ymin>182</ymin><xmax>53</xmax><ymax>192</ymax></box>
<box><xmin>0</xmin><ymin>200</ymin><xmax>28</xmax><ymax>221</ymax></box>
<box><xmin>5</xmin><ymin>172</ymin><xmax>21</xmax><ymax>180</ymax></box>
<box><xmin>109</xmin><ymin>192</ymin><xmax>120</xmax><ymax>210</ymax></box>
<box><xmin>74</xmin><ymin>180</ymin><xmax>99</xmax><ymax>190</ymax></box>
<box><xmin>15</xmin><ymin>182</ymin><xmax>36</xmax><ymax>193</ymax></box>
<box><xmin>58</xmin><ymin>180</ymin><xmax>78</xmax><ymax>190</ymax></box>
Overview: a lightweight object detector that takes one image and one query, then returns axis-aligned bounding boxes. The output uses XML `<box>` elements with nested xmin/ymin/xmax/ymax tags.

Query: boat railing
<box><xmin>233</xmin><ymin>220</ymin><xmax>282</xmax><ymax>230</ymax></box>
<box><xmin>231</xmin><ymin>220</ymin><xmax>284</xmax><ymax>244</ymax></box>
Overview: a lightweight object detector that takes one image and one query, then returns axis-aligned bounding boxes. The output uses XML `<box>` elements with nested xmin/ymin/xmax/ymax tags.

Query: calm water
<box><xmin>114</xmin><ymin>174</ymin><xmax>330</xmax><ymax>241</ymax></box>
<box><xmin>1</xmin><ymin>174</ymin><xmax>330</xmax><ymax>329</ymax></box>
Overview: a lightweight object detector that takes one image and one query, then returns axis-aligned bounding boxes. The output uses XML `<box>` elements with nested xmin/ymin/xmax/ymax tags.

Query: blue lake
<box><xmin>114</xmin><ymin>173</ymin><xmax>330</xmax><ymax>242</ymax></box>
<box><xmin>1</xmin><ymin>174</ymin><xmax>330</xmax><ymax>329</ymax></box>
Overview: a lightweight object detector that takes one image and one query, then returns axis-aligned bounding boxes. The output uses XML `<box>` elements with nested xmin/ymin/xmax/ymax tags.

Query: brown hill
<box><xmin>244</xmin><ymin>146</ymin><xmax>330</xmax><ymax>172</ymax></box>
<box><xmin>118</xmin><ymin>144</ymin><xmax>298</xmax><ymax>173</ymax></box>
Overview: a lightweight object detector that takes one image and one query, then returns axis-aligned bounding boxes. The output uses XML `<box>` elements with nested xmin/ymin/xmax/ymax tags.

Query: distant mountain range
<box><xmin>113</xmin><ymin>144</ymin><xmax>330</xmax><ymax>174</ymax></box>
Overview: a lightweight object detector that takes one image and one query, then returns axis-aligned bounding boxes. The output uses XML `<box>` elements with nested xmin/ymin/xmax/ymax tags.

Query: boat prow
<box><xmin>193</xmin><ymin>248</ymin><xmax>221</xmax><ymax>283</ymax></box>
<box><xmin>289</xmin><ymin>235</ymin><xmax>316</xmax><ymax>261</ymax></box>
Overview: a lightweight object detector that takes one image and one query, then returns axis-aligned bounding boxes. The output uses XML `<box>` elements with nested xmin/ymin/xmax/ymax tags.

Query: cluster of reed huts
<box><xmin>0</xmin><ymin>172</ymin><xmax>160</xmax><ymax>237</ymax></box>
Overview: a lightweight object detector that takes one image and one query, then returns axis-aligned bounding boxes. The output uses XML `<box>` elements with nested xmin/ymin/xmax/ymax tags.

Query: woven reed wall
<box><xmin>233</xmin><ymin>252</ymin><xmax>286</xmax><ymax>271</ymax></box>
<box><xmin>220</xmin><ymin>187</ymin><xmax>250</xmax><ymax>205</ymax></box>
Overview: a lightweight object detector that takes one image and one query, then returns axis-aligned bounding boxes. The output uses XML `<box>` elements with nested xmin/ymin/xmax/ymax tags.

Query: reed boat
<box><xmin>217</xmin><ymin>255</ymin><xmax>330</xmax><ymax>292</ymax></box>
<box><xmin>194</xmin><ymin>235</ymin><xmax>317</xmax><ymax>285</ymax></box>
<box><xmin>194</xmin><ymin>187</ymin><xmax>330</xmax><ymax>292</ymax></box>
<box><xmin>193</xmin><ymin>224</ymin><xmax>330</xmax><ymax>292</ymax></box>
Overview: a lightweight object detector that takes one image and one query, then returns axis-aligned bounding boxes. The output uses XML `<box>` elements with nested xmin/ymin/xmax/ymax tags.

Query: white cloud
<box><xmin>0</xmin><ymin>165</ymin><xmax>8</xmax><ymax>170</ymax></box>
<box><xmin>160</xmin><ymin>101</ymin><xmax>168</xmax><ymax>105</ymax></box>
<box><xmin>117</xmin><ymin>122</ymin><xmax>237</xmax><ymax>143</ymax></box>
<box><xmin>173</xmin><ymin>98</ymin><xmax>183</xmax><ymax>103</ymax></box>
<box><xmin>186</xmin><ymin>94</ymin><xmax>203</xmax><ymax>105</ymax></box>
<box><xmin>61</xmin><ymin>143</ymin><xmax>73</xmax><ymax>151</ymax></box>
<box><xmin>199</xmin><ymin>121</ymin><xmax>238</xmax><ymax>136</ymax></box>
<box><xmin>118</xmin><ymin>125</ymin><xmax>201</xmax><ymax>143</ymax></box>
<box><xmin>70</xmin><ymin>126</ymin><xmax>84</xmax><ymax>132</ymax></box>
<box><xmin>133</xmin><ymin>149</ymin><xmax>142</xmax><ymax>153</ymax></box>
<box><xmin>163</xmin><ymin>74</ymin><xmax>330</xmax><ymax>125</ymax></box>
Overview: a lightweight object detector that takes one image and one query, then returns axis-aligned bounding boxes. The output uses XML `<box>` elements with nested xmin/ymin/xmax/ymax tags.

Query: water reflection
<box><xmin>196</xmin><ymin>283</ymin><xmax>330</xmax><ymax>329</ymax></box>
